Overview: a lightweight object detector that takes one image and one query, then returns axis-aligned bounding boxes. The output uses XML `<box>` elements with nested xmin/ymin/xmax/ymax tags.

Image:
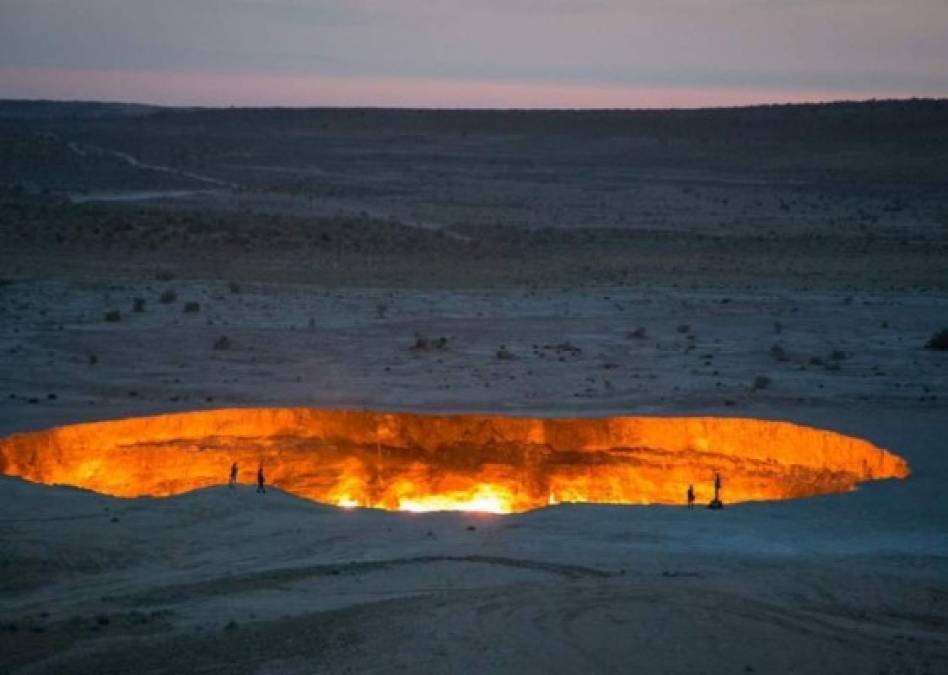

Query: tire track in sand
<box><xmin>108</xmin><ymin>555</ymin><xmax>614</xmax><ymax>606</ymax></box>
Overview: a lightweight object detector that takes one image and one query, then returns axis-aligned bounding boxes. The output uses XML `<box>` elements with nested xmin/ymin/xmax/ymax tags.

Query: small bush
<box><xmin>159</xmin><ymin>290</ymin><xmax>177</xmax><ymax>304</ymax></box>
<box><xmin>627</xmin><ymin>327</ymin><xmax>647</xmax><ymax>339</ymax></box>
<box><xmin>228</xmin><ymin>281</ymin><xmax>241</xmax><ymax>294</ymax></box>
<box><xmin>410</xmin><ymin>334</ymin><xmax>447</xmax><ymax>351</ymax></box>
<box><xmin>769</xmin><ymin>344</ymin><xmax>789</xmax><ymax>362</ymax></box>
<box><xmin>752</xmin><ymin>375</ymin><xmax>772</xmax><ymax>391</ymax></box>
<box><xmin>132</xmin><ymin>298</ymin><xmax>146</xmax><ymax>313</ymax></box>
<box><xmin>213</xmin><ymin>336</ymin><xmax>232</xmax><ymax>350</ymax></box>
<box><xmin>104</xmin><ymin>310</ymin><xmax>121</xmax><ymax>322</ymax></box>
<box><xmin>676</xmin><ymin>324</ymin><xmax>691</xmax><ymax>334</ymax></box>
<box><xmin>496</xmin><ymin>345</ymin><xmax>514</xmax><ymax>360</ymax></box>
<box><xmin>553</xmin><ymin>341</ymin><xmax>582</xmax><ymax>356</ymax></box>
<box><xmin>155</xmin><ymin>270</ymin><xmax>175</xmax><ymax>281</ymax></box>
<box><xmin>183</xmin><ymin>302</ymin><xmax>200</xmax><ymax>313</ymax></box>
<box><xmin>925</xmin><ymin>329</ymin><xmax>948</xmax><ymax>351</ymax></box>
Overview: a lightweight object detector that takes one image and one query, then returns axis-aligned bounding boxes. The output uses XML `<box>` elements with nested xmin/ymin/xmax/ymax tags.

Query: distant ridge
<box><xmin>1</xmin><ymin>98</ymin><xmax>946</xmax><ymax>143</ymax></box>
<box><xmin>1</xmin><ymin>96</ymin><xmax>946</xmax><ymax>116</ymax></box>
<box><xmin>0</xmin><ymin>100</ymin><xmax>165</xmax><ymax>119</ymax></box>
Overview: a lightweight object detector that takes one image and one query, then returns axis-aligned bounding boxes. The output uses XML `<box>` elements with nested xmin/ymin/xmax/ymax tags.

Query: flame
<box><xmin>398</xmin><ymin>486</ymin><xmax>514</xmax><ymax>513</ymax></box>
<box><xmin>0</xmin><ymin>408</ymin><xmax>910</xmax><ymax>512</ymax></box>
<box><xmin>335</xmin><ymin>495</ymin><xmax>360</xmax><ymax>509</ymax></box>
<box><xmin>323</xmin><ymin>469</ymin><xmax>517</xmax><ymax>512</ymax></box>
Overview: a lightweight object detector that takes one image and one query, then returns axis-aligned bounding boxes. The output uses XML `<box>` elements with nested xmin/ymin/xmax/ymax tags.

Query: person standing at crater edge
<box><xmin>687</xmin><ymin>484</ymin><xmax>695</xmax><ymax>509</ymax></box>
<box><xmin>229</xmin><ymin>462</ymin><xmax>238</xmax><ymax>488</ymax></box>
<box><xmin>256</xmin><ymin>465</ymin><xmax>266</xmax><ymax>494</ymax></box>
<box><xmin>708</xmin><ymin>472</ymin><xmax>724</xmax><ymax>509</ymax></box>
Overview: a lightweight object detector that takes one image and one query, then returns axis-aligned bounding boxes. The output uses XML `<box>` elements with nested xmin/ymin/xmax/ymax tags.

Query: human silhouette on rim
<box><xmin>708</xmin><ymin>472</ymin><xmax>723</xmax><ymax>509</ymax></box>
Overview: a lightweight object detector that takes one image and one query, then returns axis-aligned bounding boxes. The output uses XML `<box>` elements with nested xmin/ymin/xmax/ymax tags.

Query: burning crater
<box><xmin>0</xmin><ymin>409</ymin><xmax>908</xmax><ymax>513</ymax></box>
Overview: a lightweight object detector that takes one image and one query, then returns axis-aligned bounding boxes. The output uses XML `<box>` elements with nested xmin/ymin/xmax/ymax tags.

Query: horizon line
<box><xmin>2</xmin><ymin>66</ymin><xmax>942</xmax><ymax>111</ymax></box>
<box><xmin>3</xmin><ymin>95</ymin><xmax>945</xmax><ymax>115</ymax></box>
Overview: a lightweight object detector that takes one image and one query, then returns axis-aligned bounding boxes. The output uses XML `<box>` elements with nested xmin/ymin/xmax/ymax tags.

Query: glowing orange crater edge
<box><xmin>0</xmin><ymin>408</ymin><xmax>910</xmax><ymax>513</ymax></box>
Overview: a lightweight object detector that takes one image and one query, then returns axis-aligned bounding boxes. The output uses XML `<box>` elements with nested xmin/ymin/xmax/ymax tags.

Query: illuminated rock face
<box><xmin>0</xmin><ymin>409</ymin><xmax>909</xmax><ymax>512</ymax></box>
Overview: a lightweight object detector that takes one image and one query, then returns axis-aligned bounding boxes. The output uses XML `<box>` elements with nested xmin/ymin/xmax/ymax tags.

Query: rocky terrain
<box><xmin>0</xmin><ymin>99</ymin><xmax>946</xmax><ymax>673</ymax></box>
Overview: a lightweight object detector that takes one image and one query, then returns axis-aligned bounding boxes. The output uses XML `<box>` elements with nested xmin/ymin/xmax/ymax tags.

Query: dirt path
<box><xmin>67</xmin><ymin>141</ymin><xmax>238</xmax><ymax>189</ymax></box>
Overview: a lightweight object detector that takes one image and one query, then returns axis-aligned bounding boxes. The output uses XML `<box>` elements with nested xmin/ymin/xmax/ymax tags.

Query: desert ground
<box><xmin>1</xmin><ymin>99</ymin><xmax>947</xmax><ymax>674</ymax></box>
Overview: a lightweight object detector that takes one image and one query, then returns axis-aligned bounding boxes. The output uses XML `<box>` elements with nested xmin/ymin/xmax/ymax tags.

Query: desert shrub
<box><xmin>829</xmin><ymin>350</ymin><xmax>847</xmax><ymax>361</ymax></box>
<box><xmin>552</xmin><ymin>341</ymin><xmax>583</xmax><ymax>356</ymax></box>
<box><xmin>769</xmin><ymin>344</ymin><xmax>789</xmax><ymax>362</ymax></box>
<box><xmin>926</xmin><ymin>329</ymin><xmax>948</xmax><ymax>351</ymax></box>
<box><xmin>132</xmin><ymin>298</ymin><xmax>146</xmax><ymax>313</ymax></box>
<box><xmin>376</xmin><ymin>303</ymin><xmax>388</xmax><ymax>319</ymax></box>
<box><xmin>213</xmin><ymin>336</ymin><xmax>232</xmax><ymax>350</ymax></box>
<box><xmin>183</xmin><ymin>302</ymin><xmax>200</xmax><ymax>313</ymax></box>
<box><xmin>159</xmin><ymin>290</ymin><xmax>177</xmax><ymax>304</ymax></box>
<box><xmin>627</xmin><ymin>327</ymin><xmax>647</xmax><ymax>339</ymax></box>
<box><xmin>104</xmin><ymin>310</ymin><xmax>121</xmax><ymax>322</ymax></box>
<box><xmin>228</xmin><ymin>281</ymin><xmax>241</xmax><ymax>294</ymax></box>
<box><xmin>410</xmin><ymin>334</ymin><xmax>447</xmax><ymax>351</ymax></box>
<box><xmin>752</xmin><ymin>375</ymin><xmax>772</xmax><ymax>391</ymax></box>
<box><xmin>496</xmin><ymin>345</ymin><xmax>514</xmax><ymax>360</ymax></box>
<box><xmin>155</xmin><ymin>270</ymin><xmax>175</xmax><ymax>281</ymax></box>
<box><xmin>676</xmin><ymin>324</ymin><xmax>691</xmax><ymax>334</ymax></box>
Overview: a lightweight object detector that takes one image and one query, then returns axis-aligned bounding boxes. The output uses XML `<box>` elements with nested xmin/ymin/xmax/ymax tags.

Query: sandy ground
<box><xmin>1</xmin><ymin>446</ymin><xmax>946</xmax><ymax>674</ymax></box>
<box><xmin>1</xmin><ymin>101</ymin><xmax>947</xmax><ymax>673</ymax></box>
<box><xmin>1</xmin><ymin>282</ymin><xmax>946</xmax><ymax>428</ymax></box>
<box><xmin>2</xmin><ymin>281</ymin><xmax>946</xmax><ymax>674</ymax></box>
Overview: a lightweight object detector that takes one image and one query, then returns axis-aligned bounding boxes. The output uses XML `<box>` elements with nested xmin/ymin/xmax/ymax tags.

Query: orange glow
<box><xmin>0</xmin><ymin>409</ymin><xmax>910</xmax><ymax>512</ymax></box>
<box><xmin>397</xmin><ymin>486</ymin><xmax>514</xmax><ymax>514</ymax></box>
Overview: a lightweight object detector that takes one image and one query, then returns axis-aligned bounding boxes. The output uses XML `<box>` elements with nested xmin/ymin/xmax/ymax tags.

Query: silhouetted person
<box><xmin>229</xmin><ymin>462</ymin><xmax>238</xmax><ymax>488</ymax></box>
<box><xmin>256</xmin><ymin>466</ymin><xmax>266</xmax><ymax>494</ymax></box>
<box><xmin>687</xmin><ymin>484</ymin><xmax>695</xmax><ymax>509</ymax></box>
<box><xmin>708</xmin><ymin>472</ymin><xmax>723</xmax><ymax>510</ymax></box>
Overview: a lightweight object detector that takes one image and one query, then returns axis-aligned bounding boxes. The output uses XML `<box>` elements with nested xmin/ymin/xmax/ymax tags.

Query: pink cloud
<box><xmin>0</xmin><ymin>66</ymin><xmax>903</xmax><ymax>109</ymax></box>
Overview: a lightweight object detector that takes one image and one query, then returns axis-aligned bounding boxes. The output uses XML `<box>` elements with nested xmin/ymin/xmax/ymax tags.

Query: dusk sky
<box><xmin>1</xmin><ymin>0</ymin><xmax>946</xmax><ymax>108</ymax></box>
